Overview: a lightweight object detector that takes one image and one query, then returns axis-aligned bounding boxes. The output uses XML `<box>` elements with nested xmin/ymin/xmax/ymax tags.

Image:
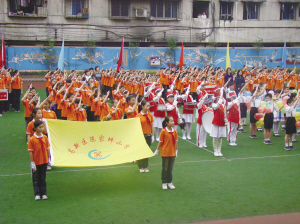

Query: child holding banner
<box><xmin>28</xmin><ymin>120</ymin><xmax>50</xmax><ymax>200</ymax></box>
<box><xmin>153</xmin><ymin>116</ymin><xmax>178</xmax><ymax>190</ymax></box>
<box><xmin>136</xmin><ymin>100</ymin><xmax>154</xmax><ymax>173</ymax></box>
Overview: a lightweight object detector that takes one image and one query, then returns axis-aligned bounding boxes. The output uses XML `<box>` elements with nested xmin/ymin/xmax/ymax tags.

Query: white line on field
<box><xmin>1</xmin><ymin>154</ymin><xmax>300</xmax><ymax>177</ymax></box>
<box><xmin>178</xmin><ymin>136</ymin><xmax>231</xmax><ymax>161</ymax></box>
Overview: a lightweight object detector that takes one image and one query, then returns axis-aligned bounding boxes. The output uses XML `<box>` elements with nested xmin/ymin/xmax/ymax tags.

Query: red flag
<box><xmin>117</xmin><ymin>38</ymin><xmax>124</xmax><ymax>72</ymax></box>
<box><xmin>0</xmin><ymin>35</ymin><xmax>6</xmax><ymax>69</ymax></box>
<box><xmin>178</xmin><ymin>42</ymin><xmax>184</xmax><ymax>69</ymax></box>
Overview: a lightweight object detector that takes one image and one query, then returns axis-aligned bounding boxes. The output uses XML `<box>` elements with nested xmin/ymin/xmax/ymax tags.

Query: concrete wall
<box><xmin>0</xmin><ymin>0</ymin><xmax>299</xmax><ymax>45</ymax></box>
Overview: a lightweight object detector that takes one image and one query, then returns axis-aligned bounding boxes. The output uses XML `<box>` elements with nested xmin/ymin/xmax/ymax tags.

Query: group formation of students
<box><xmin>1</xmin><ymin>64</ymin><xmax>300</xmax><ymax>199</ymax></box>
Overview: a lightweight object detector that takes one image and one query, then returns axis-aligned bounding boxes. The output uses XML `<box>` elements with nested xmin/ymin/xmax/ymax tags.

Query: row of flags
<box><xmin>0</xmin><ymin>35</ymin><xmax>289</xmax><ymax>70</ymax></box>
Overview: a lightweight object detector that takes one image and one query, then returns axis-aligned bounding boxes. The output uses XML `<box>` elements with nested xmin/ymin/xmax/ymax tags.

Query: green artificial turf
<box><xmin>0</xmin><ymin>89</ymin><xmax>300</xmax><ymax>224</ymax></box>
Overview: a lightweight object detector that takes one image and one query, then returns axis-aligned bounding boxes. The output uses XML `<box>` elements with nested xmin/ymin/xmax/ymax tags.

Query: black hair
<box><xmin>113</xmin><ymin>83</ymin><xmax>119</xmax><ymax>89</ymax></box>
<box><xmin>75</xmin><ymin>99</ymin><xmax>80</xmax><ymax>104</ymax></box>
<box><xmin>95</xmin><ymin>66</ymin><xmax>100</xmax><ymax>70</ymax></box>
<box><xmin>162</xmin><ymin>116</ymin><xmax>173</xmax><ymax>128</ymax></box>
<box><xmin>274</xmin><ymin>89</ymin><xmax>281</xmax><ymax>94</ymax></box>
<box><xmin>138</xmin><ymin>100</ymin><xmax>149</xmax><ymax>113</ymax></box>
<box><xmin>290</xmin><ymin>93</ymin><xmax>296</xmax><ymax>100</ymax></box>
<box><xmin>126</xmin><ymin>95</ymin><xmax>135</xmax><ymax>103</ymax></box>
<box><xmin>71</xmin><ymin>70</ymin><xmax>75</xmax><ymax>73</ymax></box>
<box><xmin>29</xmin><ymin>107</ymin><xmax>41</xmax><ymax>122</ymax></box>
<box><xmin>66</xmin><ymin>78</ymin><xmax>72</xmax><ymax>83</ymax></box>
<box><xmin>111</xmin><ymin>98</ymin><xmax>118</xmax><ymax>105</ymax></box>
<box><xmin>287</xmin><ymin>98</ymin><xmax>293</xmax><ymax>105</ymax></box>
<box><xmin>265</xmin><ymin>93</ymin><xmax>272</xmax><ymax>99</ymax></box>
<box><xmin>32</xmin><ymin>120</ymin><xmax>44</xmax><ymax>132</ymax></box>
<box><xmin>67</xmin><ymin>93</ymin><xmax>74</xmax><ymax>99</ymax></box>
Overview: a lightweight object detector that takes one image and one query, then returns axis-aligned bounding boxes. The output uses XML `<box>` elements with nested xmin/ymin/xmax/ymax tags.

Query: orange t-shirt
<box><xmin>274</xmin><ymin>78</ymin><xmax>285</xmax><ymax>90</ymax></box>
<box><xmin>159</xmin><ymin>128</ymin><xmax>178</xmax><ymax>157</ymax></box>
<box><xmin>109</xmin><ymin>107</ymin><xmax>123</xmax><ymax>120</ymax></box>
<box><xmin>138</xmin><ymin>83</ymin><xmax>144</xmax><ymax>96</ymax></box>
<box><xmin>1</xmin><ymin>75</ymin><xmax>10</xmax><ymax>89</ymax></box>
<box><xmin>136</xmin><ymin>112</ymin><xmax>154</xmax><ymax>134</ymax></box>
<box><xmin>189</xmin><ymin>80</ymin><xmax>198</xmax><ymax>93</ymax></box>
<box><xmin>22</xmin><ymin>99</ymin><xmax>34</xmax><ymax>117</ymax></box>
<box><xmin>77</xmin><ymin>109</ymin><xmax>87</xmax><ymax>121</ymax></box>
<box><xmin>215</xmin><ymin>76</ymin><xmax>224</xmax><ymax>88</ymax></box>
<box><xmin>67</xmin><ymin>103</ymin><xmax>77</xmax><ymax>121</ymax></box>
<box><xmin>42</xmin><ymin>109</ymin><xmax>57</xmax><ymax>119</ymax></box>
<box><xmin>11</xmin><ymin>77</ymin><xmax>23</xmax><ymax>89</ymax></box>
<box><xmin>266</xmin><ymin>77</ymin><xmax>274</xmax><ymax>90</ymax></box>
<box><xmin>56</xmin><ymin>93</ymin><xmax>64</xmax><ymax>110</ymax></box>
<box><xmin>0</xmin><ymin>78</ymin><xmax>5</xmax><ymax>89</ymax></box>
<box><xmin>125</xmin><ymin>106</ymin><xmax>138</xmax><ymax>119</ymax></box>
<box><xmin>45</xmin><ymin>76</ymin><xmax>51</xmax><ymax>88</ymax></box>
<box><xmin>288</xmin><ymin>74</ymin><xmax>298</xmax><ymax>88</ymax></box>
<box><xmin>61</xmin><ymin>100</ymin><xmax>70</xmax><ymax>118</ymax></box>
<box><xmin>100</xmin><ymin>102</ymin><xmax>110</xmax><ymax>120</ymax></box>
<box><xmin>28</xmin><ymin>134</ymin><xmax>50</xmax><ymax>165</ymax></box>
<box><xmin>80</xmin><ymin>89</ymin><xmax>90</xmax><ymax>105</ymax></box>
<box><xmin>26</xmin><ymin>119</ymin><xmax>46</xmax><ymax>137</ymax></box>
<box><xmin>94</xmin><ymin>100</ymin><xmax>102</xmax><ymax>117</ymax></box>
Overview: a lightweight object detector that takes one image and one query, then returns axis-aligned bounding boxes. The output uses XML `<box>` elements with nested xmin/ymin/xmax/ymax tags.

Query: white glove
<box><xmin>151</xmin><ymin>135</ymin><xmax>155</xmax><ymax>143</ymax></box>
<box><xmin>31</xmin><ymin>162</ymin><xmax>36</xmax><ymax>171</ymax></box>
<box><xmin>176</xmin><ymin>150</ymin><xmax>178</xmax><ymax>157</ymax></box>
<box><xmin>179</xmin><ymin>118</ymin><xmax>183</xmax><ymax>123</ymax></box>
<box><xmin>153</xmin><ymin>149</ymin><xmax>159</xmax><ymax>156</ymax></box>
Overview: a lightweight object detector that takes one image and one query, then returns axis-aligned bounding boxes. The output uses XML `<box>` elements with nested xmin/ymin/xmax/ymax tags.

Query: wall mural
<box><xmin>4</xmin><ymin>46</ymin><xmax>300</xmax><ymax>71</ymax></box>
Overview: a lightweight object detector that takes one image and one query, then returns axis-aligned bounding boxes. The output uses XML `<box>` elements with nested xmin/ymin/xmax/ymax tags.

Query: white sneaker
<box><xmin>162</xmin><ymin>184</ymin><xmax>168</xmax><ymax>190</ymax></box>
<box><xmin>187</xmin><ymin>136</ymin><xmax>191</xmax><ymax>140</ymax></box>
<box><xmin>214</xmin><ymin>152</ymin><xmax>218</xmax><ymax>157</ymax></box>
<box><xmin>35</xmin><ymin>195</ymin><xmax>41</xmax><ymax>201</ymax></box>
<box><xmin>144</xmin><ymin>168</ymin><xmax>149</xmax><ymax>173</ymax></box>
<box><xmin>167</xmin><ymin>183</ymin><xmax>176</xmax><ymax>189</ymax></box>
<box><xmin>199</xmin><ymin>145</ymin><xmax>204</xmax><ymax>148</ymax></box>
<box><xmin>203</xmin><ymin>145</ymin><xmax>207</xmax><ymax>148</ymax></box>
<box><xmin>229</xmin><ymin>142</ymin><xmax>237</xmax><ymax>146</ymax></box>
<box><xmin>47</xmin><ymin>165</ymin><xmax>51</xmax><ymax>170</ymax></box>
<box><xmin>218</xmin><ymin>151</ymin><xmax>223</xmax><ymax>157</ymax></box>
<box><xmin>182</xmin><ymin>136</ymin><xmax>186</xmax><ymax>140</ymax></box>
<box><xmin>42</xmin><ymin>195</ymin><xmax>48</xmax><ymax>200</ymax></box>
<box><xmin>139</xmin><ymin>169</ymin><xmax>144</xmax><ymax>173</ymax></box>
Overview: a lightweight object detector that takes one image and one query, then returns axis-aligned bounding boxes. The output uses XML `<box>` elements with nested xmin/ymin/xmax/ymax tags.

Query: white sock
<box><xmin>289</xmin><ymin>142</ymin><xmax>292</xmax><ymax>146</ymax></box>
<box><xmin>155</xmin><ymin>127</ymin><xmax>160</xmax><ymax>139</ymax></box>
<box><xmin>182</xmin><ymin>129</ymin><xmax>186</xmax><ymax>137</ymax></box>
<box><xmin>218</xmin><ymin>138</ymin><xmax>222</xmax><ymax>150</ymax></box>
<box><xmin>213</xmin><ymin>138</ymin><xmax>218</xmax><ymax>152</ymax></box>
<box><xmin>285</xmin><ymin>143</ymin><xmax>288</xmax><ymax>147</ymax></box>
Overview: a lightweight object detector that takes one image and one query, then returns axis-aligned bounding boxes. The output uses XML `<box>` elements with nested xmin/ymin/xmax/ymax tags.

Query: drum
<box><xmin>184</xmin><ymin>102</ymin><xmax>197</xmax><ymax>110</ymax></box>
<box><xmin>157</xmin><ymin>104</ymin><xmax>167</xmax><ymax>111</ymax></box>
<box><xmin>0</xmin><ymin>89</ymin><xmax>8</xmax><ymax>101</ymax></box>
<box><xmin>202</xmin><ymin>111</ymin><xmax>214</xmax><ymax>134</ymax></box>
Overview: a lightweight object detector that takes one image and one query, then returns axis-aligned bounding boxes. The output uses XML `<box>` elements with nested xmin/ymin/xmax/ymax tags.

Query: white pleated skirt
<box><xmin>210</xmin><ymin>124</ymin><xmax>227</xmax><ymax>138</ymax></box>
<box><xmin>183</xmin><ymin>114</ymin><xmax>195</xmax><ymax>123</ymax></box>
<box><xmin>153</xmin><ymin>116</ymin><xmax>165</xmax><ymax>128</ymax></box>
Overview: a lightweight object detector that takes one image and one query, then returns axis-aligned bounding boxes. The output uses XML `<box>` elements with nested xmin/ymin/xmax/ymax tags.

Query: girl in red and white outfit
<box><xmin>196</xmin><ymin>94</ymin><xmax>209</xmax><ymax>148</ymax></box>
<box><xmin>166</xmin><ymin>91</ymin><xmax>181</xmax><ymax>131</ymax></box>
<box><xmin>144</xmin><ymin>82</ymin><xmax>156</xmax><ymax>116</ymax></box>
<box><xmin>210</xmin><ymin>94</ymin><xmax>226</xmax><ymax>157</ymax></box>
<box><xmin>227</xmin><ymin>91</ymin><xmax>240</xmax><ymax>146</ymax></box>
<box><xmin>182</xmin><ymin>85</ymin><xmax>195</xmax><ymax>140</ymax></box>
<box><xmin>153</xmin><ymin>87</ymin><xmax>166</xmax><ymax>141</ymax></box>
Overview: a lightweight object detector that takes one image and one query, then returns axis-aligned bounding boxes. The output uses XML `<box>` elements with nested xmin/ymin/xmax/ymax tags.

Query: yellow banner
<box><xmin>46</xmin><ymin>118</ymin><xmax>153</xmax><ymax>167</ymax></box>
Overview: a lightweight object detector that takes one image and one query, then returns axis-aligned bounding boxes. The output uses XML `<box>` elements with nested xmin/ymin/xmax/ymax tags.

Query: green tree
<box><xmin>129</xmin><ymin>42</ymin><xmax>140</xmax><ymax>70</ymax></box>
<box><xmin>84</xmin><ymin>34</ymin><xmax>97</xmax><ymax>67</ymax></box>
<box><xmin>41</xmin><ymin>40</ymin><xmax>56</xmax><ymax>70</ymax></box>
<box><xmin>252</xmin><ymin>38</ymin><xmax>264</xmax><ymax>60</ymax></box>
<box><xmin>167</xmin><ymin>37</ymin><xmax>177</xmax><ymax>68</ymax></box>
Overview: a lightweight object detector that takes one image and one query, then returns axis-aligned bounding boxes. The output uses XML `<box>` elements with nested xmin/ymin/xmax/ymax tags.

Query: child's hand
<box><xmin>153</xmin><ymin>149</ymin><xmax>159</xmax><ymax>156</ymax></box>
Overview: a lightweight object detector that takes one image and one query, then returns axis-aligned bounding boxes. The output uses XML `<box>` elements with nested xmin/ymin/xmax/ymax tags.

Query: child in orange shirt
<box><xmin>76</xmin><ymin>98</ymin><xmax>87</xmax><ymax>121</ymax></box>
<box><xmin>136</xmin><ymin>100</ymin><xmax>154</xmax><ymax>173</ymax></box>
<box><xmin>153</xmin><ymin>116</ymin><xmax>178</xmax><ymax>190</ymax></box>
<box><xmin>22</xmin><ymin>88</ymin><xmax>35</xmax><ymax>126</ymax></box>
<box><xmin>108</xmin><ymin>99</ymin><xmax>123</xmax><ymax>120</ymax></box>
<box><xmin>26</xmin><ymin>108</ymin><xmax>47</xmax><ymax>142</ymax></box>
<box><xmin>28</xmin><ymin>120</ymin><xmax>50</xmax><ymax>200</ymax></box>
<box><xmin>125</xmin><ymin>95</ymin><xmax>139</xmax><ymax>119</ymax></box>
<box><xmin>10</xmin><ymin>70</ymin><xmax>23</xmax><ymax>112</ymax></box>
<box><xmin>40</xmin><ymin>98</ymin><xmax>57</xmax><ymax>120</ymax></box>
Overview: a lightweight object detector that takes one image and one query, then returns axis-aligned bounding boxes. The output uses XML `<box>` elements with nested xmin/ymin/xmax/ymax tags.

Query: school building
<box><xmin>1</xmin><ymin>0</ymin><xmax>300</xmax><ymax>47</ymax></box>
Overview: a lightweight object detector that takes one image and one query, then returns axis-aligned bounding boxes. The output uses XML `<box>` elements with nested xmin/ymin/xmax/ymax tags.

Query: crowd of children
<box><xmin>1</xmin><ymin>64</ymin><xmax>300</xmax><ymax>197</ymax></box>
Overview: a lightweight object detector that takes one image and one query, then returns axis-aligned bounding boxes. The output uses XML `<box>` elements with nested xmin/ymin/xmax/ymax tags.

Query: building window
<box><xmin>151</xmin><ymin>0</ymin><xmax>178</xmax><ymax>18</ymax></box>
<box><xmin>243</xmin><ymin>2</ymin><xmax>259</xmax><ymax>20</ymax></box>
<box><xmin>220</xmin><ymin>2</ymin><xmax>233</xmax><ymax>20</ymax></box>
<box><xmin>280</xmin><ymin>3</ymin><xmax>296</xmax><ymax>20</ymax></box>
<box><xmin>65</xmin><ymin>0</ymin><xmax>89</xmax><ymax>18</ymax></box>
<box><xmin>111</xmin><ymin>0</ymin><xmax>129</xmax><ymax>17</ymax></box>
<box><xmin>8</xmin><ymin>0</ymin><xmax>47</xmax><ymax>17</ymax></box>
<box><xmin>193</xmin><ymin>1</ymin><xmax>209</xmax><ymax>18</ymax></box>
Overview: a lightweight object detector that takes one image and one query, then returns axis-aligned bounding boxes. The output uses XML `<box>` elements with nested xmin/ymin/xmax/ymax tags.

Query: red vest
<box><xmin>183</xmin><ymin>95</ymin><xmax>194</xmax><ymax>114</ymax></box>
<box><xmin>166</xmin><ymin>103</ymin><xmax>178</xmax><ymax>125</ymax></box>
<box><xmin>154</xmin><ymin>98</ymin><xmax>166</xmax><ymax>118</ymax></box>
<box><xmin>197</xmin><ymin>105</ymin><xmax>208</xmax><ymax>125</ymax></box>
<box><xmin>145</xmin><ymin>93</ymin><xmax>156</xmax><ymax>112</ymax></box>
<box><xmin>228</xmin><ymin>103</ymin><xmax>239</xmax><ymax>124</ymax></box>
<box><xmin>212</xmin><ymin>104</ymin><xmax>225</xmax><ymax>126</ymax></box>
